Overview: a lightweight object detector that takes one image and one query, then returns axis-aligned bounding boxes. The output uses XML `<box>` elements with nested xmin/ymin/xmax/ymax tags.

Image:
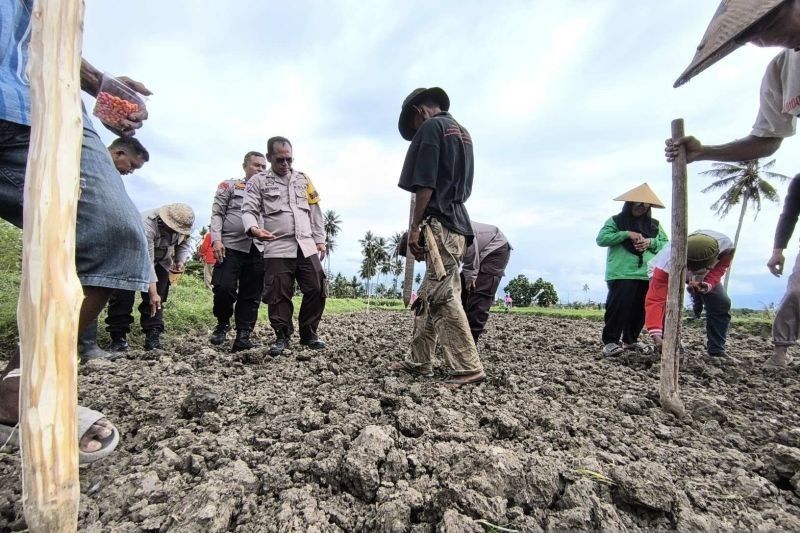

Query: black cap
<box><xmin>398</xmin><ymin>87</ymin><xmax>450</xmax><ymax>141</ymax></box>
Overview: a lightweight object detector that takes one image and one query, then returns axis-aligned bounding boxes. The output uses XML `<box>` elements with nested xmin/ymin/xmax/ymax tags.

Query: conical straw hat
<box><xmin>674</xmin><ymin>0</ymin><xmax>785</xmax><ymax>88</ymax></box>
<box><xmin>613</xmin><ymin>183</ymin><xmax>665</xmax><ymax>208</ymax></box>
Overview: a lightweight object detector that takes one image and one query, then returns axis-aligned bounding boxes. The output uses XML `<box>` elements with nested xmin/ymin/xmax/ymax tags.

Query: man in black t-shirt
<box><xmin>388</xmin><ymin>87</ymin><xmax>485</xmax><ymax>387</ymax></box>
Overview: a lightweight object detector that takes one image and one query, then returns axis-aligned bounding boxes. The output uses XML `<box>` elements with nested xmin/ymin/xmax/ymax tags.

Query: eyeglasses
<box><xmin>274</xmin><ymin>157</ymin><xmax>293</xmax><ymax>165</ymax></box>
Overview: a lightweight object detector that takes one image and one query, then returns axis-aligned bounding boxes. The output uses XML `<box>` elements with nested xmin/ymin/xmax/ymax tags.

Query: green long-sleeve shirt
<box><xmin>596</xmin><ymin>217</ymin><xmax>668</xmax><ymax>281</ymax></box>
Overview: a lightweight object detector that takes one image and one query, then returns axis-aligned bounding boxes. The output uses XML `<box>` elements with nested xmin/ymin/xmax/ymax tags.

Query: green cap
<box><xmin>687</xmin><ymin>233</ymin><xmax>719</xmax><ymax>271</ymax></box>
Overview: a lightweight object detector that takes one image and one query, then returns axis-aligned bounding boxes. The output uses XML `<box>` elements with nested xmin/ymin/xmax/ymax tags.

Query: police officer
<box><xmin>208</xmin><ymin>151</ymin><xmax>267</xmax><ymax>352</ymax></box>
<box><xmin>106</xmin><ymin>203</ymin><xmax>194</xmax><ymax>351</ymax></box>
<box><xmin>78</xmin><ymin>136</ymin><xmax>151</xmax><ymax>361</ymax></box>
<box><xmin>241</xmin><ymin>136</ymin><xmax>327</xmax><ymax>356</ymax></box>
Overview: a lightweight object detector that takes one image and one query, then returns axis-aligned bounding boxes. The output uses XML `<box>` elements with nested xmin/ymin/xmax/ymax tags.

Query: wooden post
<box><xmin>422</xmin><ymin>225</ymin><xmax>447</xmax><ymax>281</ymax></box>
<box><xmin>403</xmin><ymin>195</ymin><xmax>416</xmax><ymax>307</ymax></box>
<box><xmin>660</xmin><ymin>119</ymin><xmax>687</xmax><ymax>418</ymax></box>
<box><xmin>19</xmin><ymin>1</ymin><xmax>85</xmax><ymax>530</ymax></box>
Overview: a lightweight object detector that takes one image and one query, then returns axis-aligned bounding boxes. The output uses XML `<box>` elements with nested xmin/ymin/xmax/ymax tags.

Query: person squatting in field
<box><xmin>208</xmin><ymin>151</ymin><xmax>268</xmax><ymax>352</ymax></box>
<box><xmin>241</xmin><ymin>137</ymin><xmax>328</xmax><ymax>356</ymax></box>
<box><xmin>105</xmin><ymin>204</ymin><xmax>195</xmax><ymax>352</ymax></box>
<box><xmin>596</xmin><ymin>183</ymin><xmax>669</xmax><ymax>357</ymax></box>
<box><xmin>645</xmin><ymin>230</ymin><xmax>736</xmax><ymax>363</ymax></box>
<box><xmin>668</xmin><ymin>0</ymin><xmax>800</xmax><ymax>368</ymax></box>
<box><xmin>0</xmin><ymin>0</ymin><xmax>154</xmax><ymax>461</ymax></box>
<box><xmin>387</xmin><ymin>87</ymin><xmax>485</xmax><ymax>387</ymax></box>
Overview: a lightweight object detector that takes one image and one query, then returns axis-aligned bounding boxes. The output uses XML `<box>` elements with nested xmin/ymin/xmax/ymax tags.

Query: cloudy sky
<box><xmin>81</xmin><ymin>0</ymin><xmax>799</xmax><ymax>309</ymax></box>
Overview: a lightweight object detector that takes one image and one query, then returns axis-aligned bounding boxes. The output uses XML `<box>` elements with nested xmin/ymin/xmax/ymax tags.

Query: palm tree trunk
<box><xmin>724</xmin><ymin>193</ymin><xmax>748</xmax><ymax>291</ymax></box>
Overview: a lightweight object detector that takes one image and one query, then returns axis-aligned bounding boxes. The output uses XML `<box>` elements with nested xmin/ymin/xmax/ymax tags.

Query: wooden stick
<box><xmin>660</xmin><ymin>119</ymin><xmax>687</xmax><ymax>419</ymax></box>
<box><xmin>422</xmin><ymin>225</ymin><xmax>447</xmax><ymax>281</ymax></box>
<box><xmin>19</xmin><ymin>1</ymin><xmax>85</xmax><ymax>530</ymax></box>
<box><xmin>402</xmin><ymin>195</ymin><xmax>416</xmax><ymax>307</ymax></box>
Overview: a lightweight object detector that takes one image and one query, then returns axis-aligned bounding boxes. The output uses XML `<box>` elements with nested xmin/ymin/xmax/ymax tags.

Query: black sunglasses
<box><xmin>274</xmin><ymin>157</ymin><xmax>293</xmax><ymax>165</ymax></box>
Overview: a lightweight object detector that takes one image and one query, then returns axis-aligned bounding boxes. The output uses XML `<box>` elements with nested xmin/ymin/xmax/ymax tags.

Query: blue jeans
<box><xmin>0</xmin><ymin>117</ymin><xmax>150</xmax><ymax>292</ymax></box>
<box><xmin>699</xmin><ymin>283</ymin><xmax>731</xmax><ymax>355</ymax></box>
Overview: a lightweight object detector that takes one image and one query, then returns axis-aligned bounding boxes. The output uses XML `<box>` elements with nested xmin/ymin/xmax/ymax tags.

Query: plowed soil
<box><xmin>2</xmin><ymin>311</ymin><xmax>800</xmax><ymax>532</ymax></box>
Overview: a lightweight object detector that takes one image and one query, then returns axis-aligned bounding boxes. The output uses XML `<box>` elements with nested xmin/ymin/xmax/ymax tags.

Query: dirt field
<box><xmin>2</xmin><ymin>311</ymin><xmax>800</xmax><ymax>531</ymax></box>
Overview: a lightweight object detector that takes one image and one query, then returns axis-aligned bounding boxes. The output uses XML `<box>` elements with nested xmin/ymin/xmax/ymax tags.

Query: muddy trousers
<box><xmin>106</xmin><ymin>264</ymin><xmax>171</xmax><ymax>336</ymax></box>
<box><xmin>602</xmin><ymin>279</ymin><xmax>648</xmax><ymax>345</ymax></box>
<box><xmin>460</xmin><ymin>244</ymin><xmax>511</xmax><ymax>343</ymax></box>
<box><xmin>263</xmin><ymin>251</ymin><xmax>326</xmax><ymax>341</ymax></box>
<box><xmin>406</xmin><ymin>219</ymin><xmax>484</xmax><ymax>376</ymax></box>
<box><xmin>773</xmin><ymin>251</ymin><xmax>800</xmax><ymax>347</ymax></box>
<box><xmin>212</xmin><ymin>244</ymin><xmax>265</xmax><ymax>332</ymax></box>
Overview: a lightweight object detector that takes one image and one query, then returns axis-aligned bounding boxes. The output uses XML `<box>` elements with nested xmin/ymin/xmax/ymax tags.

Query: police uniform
<box><xmin>209</xmin><ymin>177</ymin><xmax>265</xmax><ymax>334</ymax></box>
<box><xmin>106</xmin><ymin>207</ymin><xmax>193</xmax><ymax>340</ymax></box>
<box><xmin>241</xmin><ymin>168</ymin><xmax>326</xmax><ymax>343</ymax></box>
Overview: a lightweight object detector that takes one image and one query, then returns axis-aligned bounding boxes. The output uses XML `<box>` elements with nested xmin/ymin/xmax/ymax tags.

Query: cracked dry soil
<box><xmin>1</xmin><ymin>311</ymin><xmax>800</xmax><ymax>531</ymax></box>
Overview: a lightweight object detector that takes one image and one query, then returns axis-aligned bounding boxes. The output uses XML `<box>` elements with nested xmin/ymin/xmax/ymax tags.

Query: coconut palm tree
<box><xmin>700</xmin><ymin>159</ymin><xmax>790</xmax><ymax>290</ymax></box>
<box><xmin>323</xmin><ymin>210</ymin><xmax>342</xmax><ymax>275</ymax></box>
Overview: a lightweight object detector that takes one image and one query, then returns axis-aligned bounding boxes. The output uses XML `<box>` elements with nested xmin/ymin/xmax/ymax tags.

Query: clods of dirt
<box><xmin>1</xmin><ymin>311</ymin><xmax>800</xmax><ymax>531</ymax></box>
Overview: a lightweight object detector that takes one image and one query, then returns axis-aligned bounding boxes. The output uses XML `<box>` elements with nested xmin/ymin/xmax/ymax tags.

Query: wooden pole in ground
<box><xmin>660</xmin><ymin>118</ymin><xmax>688</xmax><ymax>418</ymax></box>
<box><xmin>403</xmin><ymin>195</ymin><xmax>416</xmax><ymax>307</ymax></box>
<box><xmin>19</xmin><ymin>1</ymin><xmax>85</xmax><ymax>530</ymax></box>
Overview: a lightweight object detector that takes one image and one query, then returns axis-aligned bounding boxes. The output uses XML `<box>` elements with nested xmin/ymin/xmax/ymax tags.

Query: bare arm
<box><xmin>666</xmin><ymin>134</ymin><xmax>782</xmax><ymax>164</ymax></box>
<box><xmin>412</xmin><ymin>187</ymin><xmax>434</xmax><ymax>226</ymax></box>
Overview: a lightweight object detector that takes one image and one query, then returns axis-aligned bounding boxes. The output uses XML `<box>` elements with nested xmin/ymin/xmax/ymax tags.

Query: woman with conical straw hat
<box><xmin>666</xmin><ymin>0</ymin><xmax>800</xmax><ymax>368</ymax></box>
<box><xmin>596</xmin><ymin>183</ymin><xmax>668</xmax><ymax>357</ymax></box>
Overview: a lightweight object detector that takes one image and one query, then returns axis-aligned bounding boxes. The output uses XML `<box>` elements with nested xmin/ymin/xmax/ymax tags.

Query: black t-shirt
<box><xmin>397</xmin><ymin>111</ymin><xmax>474</xmax><ymax>241</ymax></box>
<box><xmin>774</xmin><ymin>174</ymin><xmax>800</xmax><ymax>249</ymax></box>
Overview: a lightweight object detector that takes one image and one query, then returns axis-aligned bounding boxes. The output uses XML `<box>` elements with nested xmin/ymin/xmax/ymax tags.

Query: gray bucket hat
<box><xmin>158</xmin><ymin>203</ymin><xmax>195</xmax><ymax>234</ymax></box>
<box><xmin>398</xmin><ymin>87</ymin><xmax>450</xmax><ymax>141</ymax></box>
<box><xmin>674</xmin><ymin>0</ymin><xmax>786</xmax><ymax>87</ymax></box>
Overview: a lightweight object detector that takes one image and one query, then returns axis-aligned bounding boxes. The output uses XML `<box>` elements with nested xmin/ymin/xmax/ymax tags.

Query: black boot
<box><xmin>144</xmin><ymin>330</ymin><xmax>162</xmax><ymax>351</ymax></box>
<box><xmin>269</xmin><ymin>332</ymin><xmax>290</xmax><ymax>356</ymax></box>
<box><xmin>108</xmin><ymin>333</ymin><xmax>129</xmax><ymax>352</ymax></box>
<box><xmin>231</xmin><ymin>330</ymin><xmax>255</xmax><ymax>352</ymax></box>
<box><xmin>299</xmin><ymin>337</ymin><xmax>326</xmax><ymax>350</ymax></box>
<box><xmin>209</xmin><ymin>323</ymin><xmax>230</xmax><ymax>345</ymax></box>
<box><xmin>78</xmin><ymin>320</ymin><xmax>113</xmax><ymax>361</ymax></box>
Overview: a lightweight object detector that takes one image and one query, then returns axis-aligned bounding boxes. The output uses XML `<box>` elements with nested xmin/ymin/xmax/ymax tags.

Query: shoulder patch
<box><xmin>234</xmin><ymin>181</ymin><xmax>246</xmax><ymax>190</ymax></box>
<box><xmin>216</xmin><ymin>181</ymin><xmax>231</xmax><ymax>192</ymax></box>
<box><xmin>303</xmin><ymin>174</ymin><xmax>321</xmax><ymax>205</ymax></box>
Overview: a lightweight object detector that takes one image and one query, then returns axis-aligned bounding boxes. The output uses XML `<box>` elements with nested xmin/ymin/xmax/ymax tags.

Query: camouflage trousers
<box><xmin>405</xmin><ymin>219</ymin><xmax>484</xmax><ymax>376</ymax></box>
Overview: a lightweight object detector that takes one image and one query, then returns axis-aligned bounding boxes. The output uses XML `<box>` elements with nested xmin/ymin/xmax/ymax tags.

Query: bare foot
<box><xmin>765</xmin><ymin>346</ymin><xmax>793</xmax><ymax>369</ymax></box>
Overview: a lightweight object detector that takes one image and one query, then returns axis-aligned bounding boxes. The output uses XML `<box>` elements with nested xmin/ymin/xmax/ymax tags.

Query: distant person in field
<box><xmin>596</xmin><ymin>183</ymin><xmax>668</xmax><ymax>357</ymax></box>
<box><xmin>199</xmin><ymin>232</ymin><xmax>216</xmax><ymax>290</ymax></box>
<box><xmin>241</xmin><ymin>136</ymin><xmax>328</xmax><ymax>356</ymax></box>
<box><xmin>398</xmin><ymin>222</ymin><xmax>511</xmax><ymax>344</ymax></box>
<box><xmin>0</xmin><ymin>0</ymin><xmax>153</xmax><ymax>462</ymax></box>
<box><xmin>105</xmin><ymin>204</ymin><xmax>195</xmax><ymax>352</ymax></box>
<box><xmin>645</xmin><ymin>230</ymin><xmax>736</xmax><ymax>363</ymax></box>
<box><xmin>504</xmin><ymin>294</ymin><xmax>513</xmax><ymax>311</ymax></box>
<box><xmin>78</xmin><ymin>136</ymin><xmax>151</xmax><ymax>361</ymax></box>
<box><xmin>208</xmin><ymin>151</ymin><xmax>268</xmax><ymax>352</ymax></box>
<box><xmin>666</xmin><ymin>0</ymin><xmax>800</xmax><ymax>368</ymax></box>
<box><xmin>387</xmin><ymin>87</ymin><xmax>485</xmax><ymax>386</ymax></box>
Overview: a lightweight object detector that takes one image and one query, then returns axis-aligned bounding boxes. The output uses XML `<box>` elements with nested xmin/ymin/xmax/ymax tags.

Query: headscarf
<box><xmin>612</xmin><ymin>202</ymin><xmax>660</xmax><ymax>267</ymax></box>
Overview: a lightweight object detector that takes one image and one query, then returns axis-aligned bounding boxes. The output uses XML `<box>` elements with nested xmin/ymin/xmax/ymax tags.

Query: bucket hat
<box><xmin>613</xmin><ymin>183</ymin><xmax>665</xmax><ymax>208</ymax></box>
<box><xmin>158</xmin><ymin>203</ymin><xmax>195</xmax><ymax>234</ymax></box>
<box><xmin>398</xmin><ymin>87</ymin><xmax>450</xmax><ymax>141</ymax></box>
<box><xmin>674</xmin><ymin>0</ymin><xmax>786</xmax><ymax>87</ymax></box>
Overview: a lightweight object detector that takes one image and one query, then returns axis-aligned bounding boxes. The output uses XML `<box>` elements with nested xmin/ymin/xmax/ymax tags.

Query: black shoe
<box><xmin>300</xmin><ymin>338</ymin><xmax>326</xmax><ymax>350</ymax></box>
<box><xmin>269</xmin><ymin>335</ymin><xmax>290</xmax><ymax>356</ymax></box>
<box><xmin>144</xmin><ymin>331</ymin><xmax>162</xmax><ymax>351</ymax></box>
<box><xmin>231</xmin><ymin>330</ymin><xmax>255</xmax><ymax>352</ymax></box>
<box><xmin>209</xmin><ymin>324</ymin><xmax>230</xmax><ymax>345</ymax></box>
<box><xmin>108</xmin><ymin>336</ymin><xmax>129</xmax><ymax>352</ymax></box>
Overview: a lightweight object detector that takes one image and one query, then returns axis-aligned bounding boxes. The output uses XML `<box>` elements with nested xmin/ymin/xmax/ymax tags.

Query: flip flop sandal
<box><xmin>0</xmin><ymin>406</ymin><xmax>119</xmax><ymax>465</ymax></box>
<box><xmin>387</xmin><ymin>361</ymin><xmax>434</xmax><ymax>378</ymax></box>
<box><xmin>602</xmin><ymin>343</ymin><xmax>624</xmax><ymax>357</ymax></box>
